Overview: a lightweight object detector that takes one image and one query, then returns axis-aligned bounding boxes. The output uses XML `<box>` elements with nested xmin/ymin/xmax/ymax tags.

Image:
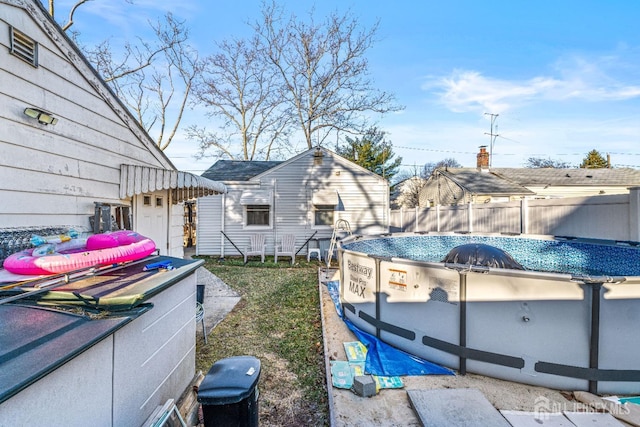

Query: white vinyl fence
<box><xmin>390</xmin><ymin>187</ymin><xmax>640</xmax><ymax>242</ymax></box>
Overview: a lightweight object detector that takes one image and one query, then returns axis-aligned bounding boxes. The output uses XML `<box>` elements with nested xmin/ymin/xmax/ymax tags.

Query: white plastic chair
<box><xmin>244</xmin><ymin>234</ymin><xmax>266</xmax><ymax>263</ymax></box>
<box><xmin>275</xmin><ymin>234</ymin><xmax>296</xmax><ymax>265</ymax></box>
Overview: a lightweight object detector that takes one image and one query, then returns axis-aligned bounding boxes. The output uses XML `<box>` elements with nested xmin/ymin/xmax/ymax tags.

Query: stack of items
<box><xmin>330</xmin><ymin>341</ymin><xmax>403</xmax><ymax>397</ymax></box>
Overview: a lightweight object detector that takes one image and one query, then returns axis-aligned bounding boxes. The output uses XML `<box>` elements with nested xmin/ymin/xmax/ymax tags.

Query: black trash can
<box><xmin>198</xmin><ymin>356</ymin><xmax>261</xmax><ymax>427</ymax></box>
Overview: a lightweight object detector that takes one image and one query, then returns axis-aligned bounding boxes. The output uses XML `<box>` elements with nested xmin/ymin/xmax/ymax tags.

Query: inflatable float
<box><xmin>2</xmin><ymin>230</ymin><xmax>156</xmax><ymax>275</ymax></box>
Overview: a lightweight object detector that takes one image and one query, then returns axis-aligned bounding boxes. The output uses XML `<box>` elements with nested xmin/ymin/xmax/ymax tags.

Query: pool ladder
<box><xmin>326</xmin><ymin>219</ymin><xmax>351</xmax><ymax>267</ymax></box>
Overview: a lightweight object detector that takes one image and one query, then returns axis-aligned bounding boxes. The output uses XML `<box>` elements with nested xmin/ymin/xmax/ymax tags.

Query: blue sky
<box><xmin>51</xmin><ymin>0</ymin><xmax>640</xmax><ymax>174</ymax></box>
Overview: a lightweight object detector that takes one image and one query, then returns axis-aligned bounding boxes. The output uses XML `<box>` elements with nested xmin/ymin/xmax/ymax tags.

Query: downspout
<box><xmin>167</xmin><ymin>189</ymin><xmax>172</xmax><ymax>256</ymax></box>
<box><xmin>272</xmin><ymin>179</ymin><xmax>277</xmax><ymax>248</ymax></box>
<box><xmin>220</xmin><ymin>193</ymin><xmax>226</xmax><ymax>258</ymax></box>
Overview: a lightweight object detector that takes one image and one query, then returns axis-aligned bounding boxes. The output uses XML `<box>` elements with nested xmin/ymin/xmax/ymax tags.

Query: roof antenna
<box><xmin>484</xmin><ymin>113</ymin><xmax>499</xmax><ymax>167</ymax></box>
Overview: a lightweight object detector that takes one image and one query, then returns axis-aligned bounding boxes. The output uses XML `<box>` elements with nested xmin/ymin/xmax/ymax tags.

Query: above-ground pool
<box><xmin>338</xmin><ymin>232</ymin><xmax>640</xmax><ymax>394</ymax></box>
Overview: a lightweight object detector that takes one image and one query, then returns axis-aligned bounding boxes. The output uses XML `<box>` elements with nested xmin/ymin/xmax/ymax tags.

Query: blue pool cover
<box><xmin>342</xmin><ymin>235</ymin><xmax>640</xmax><ymax>277</ymax></box>
<box><xmin>327</xmin><ymin>281</ymin><xmax>453</xmax><ymax>377</ymax></box>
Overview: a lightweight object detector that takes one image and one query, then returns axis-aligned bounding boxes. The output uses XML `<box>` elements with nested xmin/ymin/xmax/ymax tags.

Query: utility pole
<box><xmin>484</xmin><ymin>113</ymin><xmax>499</xmax><ymax>167</ymax></box>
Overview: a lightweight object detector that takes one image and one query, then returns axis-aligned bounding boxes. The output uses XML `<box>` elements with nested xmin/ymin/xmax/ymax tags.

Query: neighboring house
<box><xmin>419</xmin><ymin>167</ymin><xmax>535</xmax><ymax>206</ymax></box>
<box><xmin>0</xmin><ymin>0</ymin><xmax>225</xmax><ymax>259</ymax></box>
<box><xmin>419</xmin><ymin>146</ymin><xmax>640</xmax><ymax>206</ymax></box>
<box><xmin>0</xmin><ymin>1</ymin><xmax>225</xmax><ymax>425</ymax></box>
<box><xmin>390</xmin><ymin>176</ymin><xmax>427</xmax><ymax>209</ymax></box>
<box><xmin>197</xmin><ymin>147</ymin><xmax>389</xmax><ymax>259</ymax></box>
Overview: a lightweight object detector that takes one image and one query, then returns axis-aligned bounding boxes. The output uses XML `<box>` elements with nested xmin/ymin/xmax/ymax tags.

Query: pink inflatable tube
<box><xmin>3</xmin><ymin>231</ymin><xmax>156</xmax><ymax>275</ymax></box>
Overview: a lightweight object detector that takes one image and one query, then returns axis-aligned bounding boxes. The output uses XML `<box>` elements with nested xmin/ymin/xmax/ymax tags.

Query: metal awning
<box><xmin>119</xmin><ymin>165</ymin><xmax>226</xmax><ymax>204</ymax></box>
<box><xmin>312</xmin><ymin>190</ymin><xmax>339</xmax><ymax>205</ymax></box>
<box><xmin>240</xmin><ymin>190</ymin><xmax>272</xmax><ymax>205</ymax></box>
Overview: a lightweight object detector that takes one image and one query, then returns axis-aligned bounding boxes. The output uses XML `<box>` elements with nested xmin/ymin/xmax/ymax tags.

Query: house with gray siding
<box><xmin>0</xmin><ymin>0</ymin><xmax>225</xmax><ymax>258</ymax></box>
<box><xmin>0</xmin><ymin>1</ymin><xmax>225</xmax><ymax>425</ymax></box>
<box><xmin>197</xmin><ymin>147</ymin><xmax>389</xmax><ymax>259</ymax></box>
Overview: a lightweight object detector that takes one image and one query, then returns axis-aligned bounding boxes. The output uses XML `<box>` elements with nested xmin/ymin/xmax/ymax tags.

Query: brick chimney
<box><xmin>477</xmin><ymin>145</ymin><xmax>489</xmax><ymax>169</ymax></box>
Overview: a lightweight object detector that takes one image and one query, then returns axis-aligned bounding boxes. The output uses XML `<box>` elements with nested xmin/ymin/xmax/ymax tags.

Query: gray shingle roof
<box><xmin>201</xmin><ymin>160</ymin><xmax>283</xmax><ymax>182</ymax></box>
<box><xmin>440</xmin><ymin>168</ymin><xmax>534</xmax><ymax>195</ymax></box>
<box><xmin>491</xmin><ymin>167</ymin><xmax>640</xmax><ymax>186</ymax></box>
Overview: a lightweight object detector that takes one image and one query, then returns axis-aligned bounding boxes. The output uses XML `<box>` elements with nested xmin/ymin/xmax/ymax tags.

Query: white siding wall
<box><xmin>527</xmin><ymin>185</ymin><xmax>632</xmax><ymax>198</ymax></box>
<box><xmin>197</xmin><ymin>150</ymin><xmax>389</xmax><ymax>257</ymax></box>
<box><xmin>169</xmin><ymin>202</ymin><xmax>185</xmax><ymax>257</ymax></box>
<box><xmin>0</xmin><ymin>3</ymin><xmax>175</xmax><ymax>241</ymax></box>
<box><xmin>196</xmin><ymin>194</ymin><xmax>224</xmax><ymax>256</ymax></box>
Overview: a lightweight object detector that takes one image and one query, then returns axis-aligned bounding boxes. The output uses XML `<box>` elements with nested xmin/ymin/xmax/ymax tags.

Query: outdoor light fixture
<box><xmin>24</xmin><ymin>107</ymin><xmax>58</xmax><ymax>125</ymax></box>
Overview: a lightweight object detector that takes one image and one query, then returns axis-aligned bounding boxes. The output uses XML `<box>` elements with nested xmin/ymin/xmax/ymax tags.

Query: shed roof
<box><xmin>201</xmin><ymin>160</ymin><xmax>283</xmax><ymax>182</ymax></box>
<box><xmin>438</xmin><ymin>168</ymin><xmax>534</xmax><ymax>195</ymax></box>
<box><xmin>491</xmin><ymin>167</ymin><xmax>640</xmax><ymax>187</ymax></box>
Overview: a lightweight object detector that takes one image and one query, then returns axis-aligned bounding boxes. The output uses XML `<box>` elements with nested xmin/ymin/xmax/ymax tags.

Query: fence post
<box><xmin>521</xmin><ymin>198</ymin><xmax>528</xmax><ymax>234</ymax></box>
<box><xmin>436</xmin><ymin>205</ymin><xmax>441</xmax><ymax>232</ymax></box>
<box><xmin>629</xmin><ymin>187</ymin><xmax>640</xmax><ymax>242</ymax></box>
<box><xmin>467</xmin><ymin>202</ymin><xmax>473</xmax><ymax>232</ymax></box>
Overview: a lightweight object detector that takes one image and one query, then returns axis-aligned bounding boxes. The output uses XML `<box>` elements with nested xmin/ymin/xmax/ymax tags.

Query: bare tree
<box><xmin>49</xmin><ymin>1</ymin><xmax>198</xmax><ymax>152</ymax></box>
<box><xmin>253</xmin><ymin>1</ymin><xmax>403</xmax><ymax>149</ymax></box>
<box><xmin>82</xmin><ymin>13</ymin><xmax>199</xmax><ymax>151</ymax></box>
<box><xmin>525</xmin><ymin>157</ymin><xmax>572</xmax><ymax>168</ymax></box>
<box><xmin>188</xmin><ymin>35</ymin><xmax>291</xmax><ymax>161</ymax></box>
<box><xmin>391</xmin><ymin>166</ymin><xmax>427</xmax><ymax>209</ymax></box>
<box><xmin>421</xmin><ymin>158</ymin><xmax>461</xmax><ymax>178</ymax></box>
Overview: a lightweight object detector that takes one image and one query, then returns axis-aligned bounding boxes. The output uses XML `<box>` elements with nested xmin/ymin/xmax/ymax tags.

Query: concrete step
<box><xmin>407</xmin><ymin>388</ymin><xmax>511</xmax><ymax>427</ymax></box>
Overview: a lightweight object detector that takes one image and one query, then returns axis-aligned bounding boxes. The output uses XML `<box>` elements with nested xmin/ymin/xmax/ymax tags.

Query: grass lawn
<box><xmin>195</xmin><ymin>257</ymin><xmax>330</xmax><ymax>426</ymax></box>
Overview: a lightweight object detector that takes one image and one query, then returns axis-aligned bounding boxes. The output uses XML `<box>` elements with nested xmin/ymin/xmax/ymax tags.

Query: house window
<box><xmin>143</xmin><ymin>195</ymin><xmax>152</xmax><ymax>206</ymax></box>
<box><xmin>156</xmin><ymin>196</ymin><xmax>163</xmax><ymax>207</ymax></box>
<box><xmin>246</xmin><ymin>204</ymin><xmax>270</xmax><ymax>226</ymax></box>
<box><xmin>10</xmin><ymin>27</ymin><xmax>38</xmax><ymax>67</ymax></box>
<box><xmin>314</xmin><ymin>205</ymin><xmax>335</xmax><ymax>227</ymax></box>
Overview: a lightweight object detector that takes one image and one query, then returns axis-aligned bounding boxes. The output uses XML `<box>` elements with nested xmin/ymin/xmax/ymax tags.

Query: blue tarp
<box><xmin>326</xmin><ymin>281</ymin><xmax>454</xmax><ymax>377</ymax></box>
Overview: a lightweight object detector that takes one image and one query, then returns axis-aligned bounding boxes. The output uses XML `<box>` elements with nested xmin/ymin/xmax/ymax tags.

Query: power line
<box><xmin>393</xmin><ymin>146</ymin><xmax>477</xmax><ymax>155</ymax></box>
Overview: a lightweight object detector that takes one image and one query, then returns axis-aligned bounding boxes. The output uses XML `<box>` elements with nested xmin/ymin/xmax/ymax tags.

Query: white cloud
<box><xmin>425</xmin><ymin>53</ymin><xmax>640</xmax><ymax>113</ymax></box>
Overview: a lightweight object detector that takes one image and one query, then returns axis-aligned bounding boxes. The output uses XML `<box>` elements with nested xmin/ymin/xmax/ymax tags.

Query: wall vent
<box><xmin>9</xmin><ymin>27</ymin><xmax>38</xmax><ymax>67</ymax></box>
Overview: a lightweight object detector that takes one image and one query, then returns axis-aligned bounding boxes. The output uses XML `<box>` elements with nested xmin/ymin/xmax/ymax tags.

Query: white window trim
<box><xmin>243</xmin><ymin>204</ymin><xmax>273</xmax><ymax>230</ymax></box>
<box><xmin>312</xmin><ymin>204</ymin><xmax>336</xmax><ymax>229</ymax></box>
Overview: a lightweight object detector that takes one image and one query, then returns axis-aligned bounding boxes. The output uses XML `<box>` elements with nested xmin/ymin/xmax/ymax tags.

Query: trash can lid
<box><xmin>197</xmin><ymin>356</ymin><xmax>261</xmax><ymax>405</ymax></box>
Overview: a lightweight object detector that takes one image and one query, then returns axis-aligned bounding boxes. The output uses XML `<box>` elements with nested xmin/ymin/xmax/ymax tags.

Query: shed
<box><xmin>196</xmin><ymin>147</ymin><xmax>389</xmax><ymax>259</ymax></box>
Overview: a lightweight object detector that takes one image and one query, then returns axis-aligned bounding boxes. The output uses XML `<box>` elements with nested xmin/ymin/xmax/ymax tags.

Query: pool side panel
<box><xmin>465</xmin><ymin>270</ymin><xmax>590</xmax><ymax>391</ymax></box>
<box><xmin>598</xmin><ymin>282</ymin><xmax>640</xmax><ymax>394</ymax></box>
<box><xmin>339</xmin><ymin>233</ymin><xmax>640</xmax><ymax>394</ymax></box>
<box><xmin>378</xmin><ymin>258</ymin><xmax>461</xmax><ymax>369</ymax></box>
<box><xmin>341</xmin><ymin>251</ymin><xmax>378</xmax><ymax>337</ymax></box>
